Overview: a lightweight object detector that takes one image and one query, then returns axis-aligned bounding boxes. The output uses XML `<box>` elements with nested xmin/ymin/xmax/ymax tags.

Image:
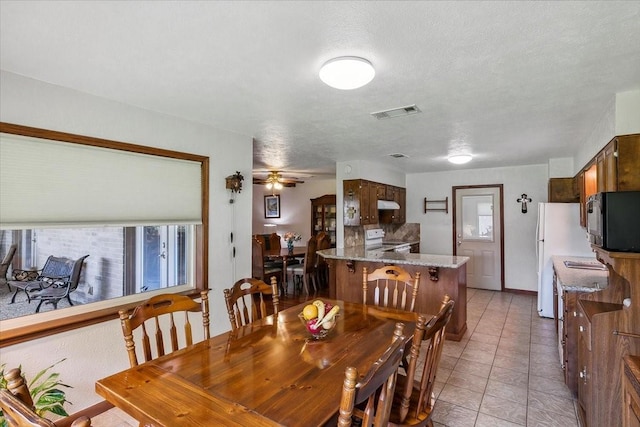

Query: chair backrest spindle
<box><xmin>224</xmin><ymin>276</ymin><xmax>279</xmax><ymax>330</ymax></box>
<box><xmin>363</xmin><ymin>266</ymin><xmax>420</xmax><ymax>312</ymax></box>
<box><xmin>118</xmin><ymin>290</ymin><xmax>210</xmax><ymax>367</ymax></box>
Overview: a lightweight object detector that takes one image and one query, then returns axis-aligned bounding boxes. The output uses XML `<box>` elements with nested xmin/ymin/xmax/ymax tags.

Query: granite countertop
<box><xmin>317</xmin><ymin>246</ymin><xmax>469</xmax><ymax>268</ymax></box>
<box><xmin>552</xmin><ymin>255</ymin><xmax>609</xmax><ymax>292</ymax></box>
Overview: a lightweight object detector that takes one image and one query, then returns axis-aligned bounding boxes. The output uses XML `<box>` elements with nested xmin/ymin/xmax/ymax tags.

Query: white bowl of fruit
<box><xmin>299</xmin><ymin>299</ymin><xmax>340</xmax><ymax>340</ymax></box>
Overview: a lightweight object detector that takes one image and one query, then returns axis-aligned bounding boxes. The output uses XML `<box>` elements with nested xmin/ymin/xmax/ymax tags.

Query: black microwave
<box><xmin>586</xmin><ymin>191</ymin><xmax>640</xmax><ymax>252</ymax></box>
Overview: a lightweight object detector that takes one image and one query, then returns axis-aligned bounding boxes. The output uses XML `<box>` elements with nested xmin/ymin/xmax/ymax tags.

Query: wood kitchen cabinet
<box><xmin>559</xmin><ymin>285</ymin><xmax>582</xmax><ymax>396</ymax></box>
<box><xmin>577</xmin><ymin>134</ymin><xmax>639</xmax><ymax>227</ymax></box>
<box><xmin>343</xmin><ymin>179</ymin><xmax>363</xmax><ymax>226</ymax></box>
<box><xmin>623</xmin><ymin>356</ymin><xmax>640</xmax><ymax>427</ymax></box>
<box><xmin>577</xmin><ymin>299</ymin><xmax>623</xmax><ymax>427</ymax></box>
<box><xmin>396</xmin><ymin>187</ymin><xmax>406</xmax><ymax>223</ymax></box>
<box><xmin>343</xmin><ymin>179</ymin><xmax>406</xmax><ymax>226</ymax></box>
<box><xmin>380</xmin><ymin>185</ymin><xmax>406</xmax><ymax>224</ymax></box>
<box><xmin>311</xmin><ymin>194</ymin><xmax>336</xmax><ymax>247</ymax></box>
<box><xmin>576</xmin><ymin>248</ymin><xmax>640</xmax><ymax>427</ymax></box>
<box><xmin>548</xmin><ymin>177</ymin><xmax>579</xmax><ymax>202</ymax></box>
<box><xmin>343</xmin><ymin>179</ymin><xmax>377</xmax><ymax>226</ymax></box>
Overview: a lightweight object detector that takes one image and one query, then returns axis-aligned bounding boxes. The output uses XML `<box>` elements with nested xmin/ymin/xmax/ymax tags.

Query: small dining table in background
<box><xmin>263</xmin><ymin>247</ymin><xmax>306</xmax><ymax>295</ymax></box>
<box><xmin>96</xmin><ymin>299</ymin><xmax>424</xmax><ymax>426</ymax></box>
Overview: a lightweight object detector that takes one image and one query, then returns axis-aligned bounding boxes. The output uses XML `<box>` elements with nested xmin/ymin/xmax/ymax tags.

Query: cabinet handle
<box><xmin>579</xmin><ymin>367</ymin><xmax>588</xmax><ymax>382</ymax></box>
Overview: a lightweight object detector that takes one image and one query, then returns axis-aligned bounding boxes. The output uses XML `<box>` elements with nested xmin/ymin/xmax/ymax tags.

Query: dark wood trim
<box><xmin>0</xmin><ymin>122</ymin><xmax>209</xmax><ymax>347</ymax></box>
<box><xmin>504</xmin><ymin>288</ymin><xmax>537</xmax><ymax>296</ymax></box>
<box><xmin>452</xmin><ymin>184</ymin><xmax>505</xmax><ymax>292</ymax></box>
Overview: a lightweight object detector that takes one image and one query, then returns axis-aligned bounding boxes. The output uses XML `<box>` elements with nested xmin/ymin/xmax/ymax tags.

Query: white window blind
<box><xmin>0</xmin><ymin>133</ymin><xmax>203</xmax><ymax>229</ymax></box>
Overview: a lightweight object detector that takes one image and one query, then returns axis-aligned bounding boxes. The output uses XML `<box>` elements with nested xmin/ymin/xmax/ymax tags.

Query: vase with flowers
<box><xmin>284</xmin><ymin>232</ymin><xmax>302</xmax><ymax>254</ymax></box>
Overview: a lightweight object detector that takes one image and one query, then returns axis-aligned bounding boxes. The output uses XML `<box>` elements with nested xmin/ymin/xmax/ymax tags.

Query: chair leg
<box><xmin>10</xmin><ymin>288</ymin><xmax>22</xmax><ymax>304</ymax></box>
<box><xmin>35</xmin><ymin>300</ymin><xmax>44</xmax><ymax>313</ymax></box>
<box><xmin>303</xmin><ymin>274</ymin><xmax>310</xmax><ymax>295</ymax></box>
<box><xmin>67</xmin><ymin>295</ymin><xmax>74</xmax><ymax>306</ymax></box>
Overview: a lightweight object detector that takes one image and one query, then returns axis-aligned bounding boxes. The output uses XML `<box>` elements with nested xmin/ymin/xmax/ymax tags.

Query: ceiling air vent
<box><xmin>371</xmin><ymin>104</ymin><xmax>421</xmax><ymax>120</ymax></box>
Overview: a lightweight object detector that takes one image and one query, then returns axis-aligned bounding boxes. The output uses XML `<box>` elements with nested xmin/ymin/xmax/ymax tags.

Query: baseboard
<box><xmin>504</xmin><ymin>288</ymin><xmax>537</xmax><ymax>296</ymax></box>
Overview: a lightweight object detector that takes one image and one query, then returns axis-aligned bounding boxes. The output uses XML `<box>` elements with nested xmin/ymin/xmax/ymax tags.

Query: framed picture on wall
<box><xmin>264</xmin><ymin>194</ymin><xmax>281</xmax><ymax>218</ymax></box>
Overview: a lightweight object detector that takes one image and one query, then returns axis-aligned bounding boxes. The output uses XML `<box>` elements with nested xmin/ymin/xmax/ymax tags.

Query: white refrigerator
<box><xmin>536</xmin><ymin>203</ymin><xmax>593</xmax><ymax>318</ymax></box>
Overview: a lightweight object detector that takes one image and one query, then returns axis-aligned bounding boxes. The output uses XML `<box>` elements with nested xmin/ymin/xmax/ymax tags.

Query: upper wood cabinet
<box><xmin>548</xmin><ymin>177</ymin><xmax>579</xmax><ymax>203</ymax></box>
<box><xmin>343</xmin><ymin>179</ymin><xmax>363</xmax><ymax>226</ymax></box>
<box><xmin>343</xmin><ymin>179</ymin><xmax>406</xmax><ymax>226</ymax></box>
<box><xmin>595</xmin><ymin>134</ymin><xmax>640</xmax><ymax>193</ymax></box>
<box><xmin>615</xmin><ymin>134</ymin><xmax>640</xmax><ymax>191</ymax></box>
<box><xmin>578</xmin><ymin>134</ymin><xmax>640</xmax><ymax>227</ymax></box>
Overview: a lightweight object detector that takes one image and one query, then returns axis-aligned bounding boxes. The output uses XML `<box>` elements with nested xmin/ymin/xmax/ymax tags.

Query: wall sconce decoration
<box><xmin>517</xmin><ymin>193</ymin><xmax>532</xmax><ymax>213</ymax></box>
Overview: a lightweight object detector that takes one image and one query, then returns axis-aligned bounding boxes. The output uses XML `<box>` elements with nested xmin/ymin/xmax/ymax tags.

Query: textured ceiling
<box><xmin>1</xmin><ymin>1</ymin><xmax>639</xmax><ymax>180</ymax></box>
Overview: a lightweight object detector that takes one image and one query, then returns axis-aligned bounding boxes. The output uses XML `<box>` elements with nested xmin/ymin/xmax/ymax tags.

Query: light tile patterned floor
<box><xmin>431</xmin><ymin>288</ymin><xmax>579</xmax><ymax>427</ymax></box>
<box><xmin>91</xmin><ymin>289</ymin><xmax>579</xmax><ymax>427</ymax></box>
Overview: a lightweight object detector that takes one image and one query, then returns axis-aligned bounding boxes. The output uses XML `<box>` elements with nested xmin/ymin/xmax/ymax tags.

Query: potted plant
<box><xmin>0</xmin><ymin>359</ymin><xmax>72</xmax><ymax>427</ymax></box>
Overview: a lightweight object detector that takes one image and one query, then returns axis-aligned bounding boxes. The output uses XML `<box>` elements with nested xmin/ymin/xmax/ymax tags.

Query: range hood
<box><xmin>377</xmin><ymin>200</ymin><xmax>400</xmax><ymax>210</ymax></box>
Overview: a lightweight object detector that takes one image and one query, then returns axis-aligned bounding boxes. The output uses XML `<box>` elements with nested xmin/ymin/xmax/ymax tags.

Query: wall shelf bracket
<box><xmin>424</xmin><ymin>197</ymin><xmax>448</xmax><ymax>213</ymax></box>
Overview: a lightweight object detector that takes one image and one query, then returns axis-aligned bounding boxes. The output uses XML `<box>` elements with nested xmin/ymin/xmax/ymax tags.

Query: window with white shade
<box><xmin>0</xmin><ymin>123</ymin><xmax>208</xmax><ymax>345</ymax></box>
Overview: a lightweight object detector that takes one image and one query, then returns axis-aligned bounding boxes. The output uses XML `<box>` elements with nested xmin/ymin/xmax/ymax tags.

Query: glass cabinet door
<box><xmin>311</xmin><ymin>195</ymin><xmax>336</xmax><ymax>247</ymax></box>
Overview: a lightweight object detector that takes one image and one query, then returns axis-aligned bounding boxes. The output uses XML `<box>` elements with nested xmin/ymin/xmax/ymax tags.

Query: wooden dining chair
<box><xmin>118</xmin><ymin>290</ymin><xmax>210</xmax><ymax>367</ymax></box>
<box><xmin>0</xmin><ymin>367</ymin><xmax>91</xmax><ymax>427</ymax></box>
<box><xmin>315</xmin><ymin>232</ymin><xmax>331</xmax><ymax>289</ymax></box>
<box><xmin>363</xmin><ymin>265</ymin><xmax>420</xmax><ymax>312</ymax></box>
<box><xmin>287</xmin><ymin>236</ymin><xmax>318</xmax><ymax>295</ymax></box>
<box><xmin>252</xmin><ymin>237</ymin><xmax>283</xmax><ymax>288</ymax></box>
<box><xmin>223</xmin><ymin>276</ymin><xmax>279</xmax><ymax>331</ymax></box>
<box><xmin>337</xmin><ymin>322</ymin><xmax>406</xmax><ymax>427</ymax></box>
<box><xmin>388</xmin><ymin>295</ymin><xmax>455</xmax><ymax>427</ymax></box>
<box><xmin>268</xmin><ymin>232</ymin><xmax>282</xmax><ymax>250</ymax></box>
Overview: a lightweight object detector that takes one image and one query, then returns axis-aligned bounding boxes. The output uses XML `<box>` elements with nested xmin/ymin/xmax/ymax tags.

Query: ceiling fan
<box><xmin>252</xmin><ymin>171</ymin><xmax>305</xmax><ymax>189</ymax></box>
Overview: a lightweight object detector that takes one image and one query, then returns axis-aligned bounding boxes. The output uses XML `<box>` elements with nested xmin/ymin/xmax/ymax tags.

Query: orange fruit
<box><xmin>302</xmin><ymin>304</ymin><xmax>318</xmax><ymax>320</ymax></box>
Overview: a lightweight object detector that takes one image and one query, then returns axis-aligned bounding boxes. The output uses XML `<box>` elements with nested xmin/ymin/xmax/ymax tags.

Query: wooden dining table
<box><xmin>95</xmin><ymin>299</ymin><xmax>425</xmax><ymax>427</ymax></box>
<box><xmin>264</xmin><ymin>247</ymin><xmax>306</xmax><ymax>294</ymax></box>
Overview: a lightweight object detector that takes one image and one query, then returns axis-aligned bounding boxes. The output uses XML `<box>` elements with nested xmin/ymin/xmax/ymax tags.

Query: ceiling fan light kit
<box><xmin>319</xmin><ymin>56</ymin><xmax>375</xmax><ymax>90</ymax></box>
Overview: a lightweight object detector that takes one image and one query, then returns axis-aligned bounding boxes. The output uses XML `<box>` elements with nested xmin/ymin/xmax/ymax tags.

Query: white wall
<box><xmin>573</xmin><ymin>89</ymin><xmax>639</xmax><ymax>176</ymax></box>
<box><xmin>615</xmin><ymin>89</ymin><xmax>640</xmax><ymax>135</ymax></box>
<box><xmin>251</xmin><ymin>179</ymin><xmax>336</xmax><ymax>246</ymax></box>
<box><xmin>406</xmin><ymin>164</ymin><xmax>548</xmax><ymax>292</ymax></box>
<box><xmin>0</xmin><ymin>71</ymin><xmax>253</xmax><ymax>411</ymax></box>
<box><xmin>573</xmin><ymin>97</ymin><xmax>616</xmax><ymax>175</ymax></box>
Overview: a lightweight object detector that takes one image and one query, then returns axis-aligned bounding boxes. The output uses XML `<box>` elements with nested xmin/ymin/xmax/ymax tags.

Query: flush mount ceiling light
<box><xmin>319</xmin><ymin>56</ymin><xmax>375</xmax><ymax>90</ymax></box>
<box><xmin>448</xmin><ymin>154</ymin><xmax>473</xmax><ymax>165</ymax></box>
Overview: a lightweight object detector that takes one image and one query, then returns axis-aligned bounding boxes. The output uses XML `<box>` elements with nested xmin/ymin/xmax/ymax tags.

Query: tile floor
<box><xmin>91</xmin><ymin>288</ymin><xmax>580</xmax><ymax>427</ymax></box>
<box><xmin>431</xmin><ymin>288</ymin><xmax>579</xmax><ymax>427</ymax></box>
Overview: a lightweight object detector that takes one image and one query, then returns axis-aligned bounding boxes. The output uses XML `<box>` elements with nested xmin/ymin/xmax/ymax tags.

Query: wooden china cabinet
<box><xmin>311</xmin><ymin>194</ymin><xmax>336</xmax><ymax>247</ymax></box>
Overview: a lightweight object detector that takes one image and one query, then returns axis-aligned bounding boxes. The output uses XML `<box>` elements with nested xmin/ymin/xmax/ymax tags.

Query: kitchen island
<box><xmin>318</xmin><ymin>246</ymin><xmax>469</xmax><ymax>341</ymax></box>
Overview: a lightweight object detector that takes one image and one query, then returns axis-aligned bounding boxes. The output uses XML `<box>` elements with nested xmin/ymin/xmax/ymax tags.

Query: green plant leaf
<box><xmin>28</xmin><ymin>358</ymin><xmax>66</xmax><ymax>390</ymax></box>
<box><xmin>2</xmin><ymin>359</ymin><xmax>72</xmax><ymax>420</ymax></box>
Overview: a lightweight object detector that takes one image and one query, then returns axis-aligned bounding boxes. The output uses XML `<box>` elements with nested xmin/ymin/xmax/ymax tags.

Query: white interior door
<box><xmin>454</xmin><ymin>186</ymin><xmax>503</xmax><ymax>291</ymax></box>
